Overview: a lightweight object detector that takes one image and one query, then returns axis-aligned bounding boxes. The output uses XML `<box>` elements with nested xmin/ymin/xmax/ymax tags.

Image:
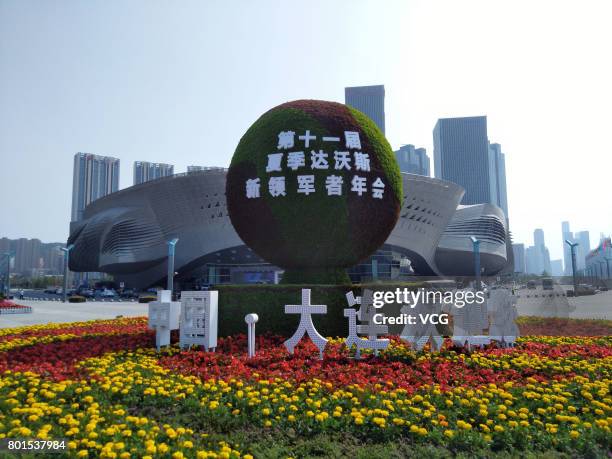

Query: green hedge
<box><xmin>68</xmin><ymin>295</ymin><xmax>86</xmax><ymax>303</ymax></box>
<box><xmin>139</xmin><ymin>296</ymin><xmax>157</xmax><ymax>304</ymax></box>
<box><xmin>215</xmin><ymin>283</ymin><xmax>423</xmax><ymax>338</ymax></box>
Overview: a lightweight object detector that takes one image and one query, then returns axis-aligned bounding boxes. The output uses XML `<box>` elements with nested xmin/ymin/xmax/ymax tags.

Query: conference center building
<box><xmin>68</xmin><ymin>169</ymin><xmax>512</xmax><ymax>289</ymax></box>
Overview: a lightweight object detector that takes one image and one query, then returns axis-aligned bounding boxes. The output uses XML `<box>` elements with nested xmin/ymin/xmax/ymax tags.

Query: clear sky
<box><xmin>1</xmin><ymin>0</ymin><xmax>610</xmax><ymax>263</ymax></box>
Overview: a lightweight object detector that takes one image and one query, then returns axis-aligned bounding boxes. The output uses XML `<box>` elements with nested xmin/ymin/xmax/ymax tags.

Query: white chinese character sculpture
<box><xmin>245</xmin><ymin>178</ymin><xmax>261</xmax><ymax>198</ymax></box>
<box><xmin>284</xmin><ymin>289</ymin><xmax>328</xmax><ymax>359</ymax></box>
<box><xmin>325</xmin><ymin>175</ymin><xmax>343</xmax><ymax>196</ymax></box>
<box><xmin>449</xmin><ymin>287</ymin><xmax>490</xmax><ymax>349</ymax></box>
<box><xmin>297</xmin><ymin>175</ymin><xmax>316</xmax><ymax>195</ymax></box>
<box><xmin>372</xmin><ymin>178</ymin><xmax>385</xmax><ymax>199</ymax></box>
<box><xmin>310</xmin><ymin>150</ymin><xmax>329</xmax><ymax>169</ymax></box>
<box><xmin>266</xmin><ymin>153</ymin><xmax>283</xmax><ymax>172</ymax></box>
<box><xmin>488</xmin><ymin>287</ymin><xmax>519</xmax><ymax>347</ymax></box>
<box><xmin>354</xmin><ymin>152</ymin><xmax>370</xmax><ymax>171</ymax></box>
<box><xmin>277</xmin><ymin>131</ymin><xmax>295</xmax><ymax>149</ymax></box>
<box><xmin>344</xmin><ymin>290</ymin><xmax>389</xmax><ymax>359</ymax></box>
<box><xmin>287</xmin><ymin>151</ymin><xmax>305</xmax><ymax>170</ymax></box>
<box><xmin>400</xmin><ymin>290</ymin><xmax>444</xmax><ymax>351</ymax></box>
<box><xmin>148</xmin><ymin>290</ymin><xmax>181</xmax><ymax>351</ymax></box>
<box><xmin>351</xmin><ymin>175</ymin><xmax>367</xmax><ymax>196</ymax></box>
<box><xmin>179</xmin><ymin>291</ymin><xmax>218</xmax><ymax>351</ymax></box>
<box><xmin>298</xmin><ymin>130</ymin><xmax>317</xmax><ymax>147</ymax></box>
<box><xmin>268</xmin><ymin>176</ymin><xmax>286</xmax><ymax>197</ymax></box>
<box><xmin>344</xmin><ymin>131</ymin><xmax>361</xmax><ymax>149</ymax></box>
<box><xmin>333</xmin><ymin>151</ymin><xmax>351</xmax><ymax>170</ymax></box>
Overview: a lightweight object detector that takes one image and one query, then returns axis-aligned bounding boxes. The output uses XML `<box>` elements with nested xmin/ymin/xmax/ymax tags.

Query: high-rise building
<box><xmin>0</xmin><ymin>238</ymin><xmax>65</xmax><ymax>276</ymax></box>
<box><xmin>512</xmin><ymin>243</ymin><xmax>525</xmax><ymax>273</ymax></box>
<box><xmin>14</xmin><ymin>238</ymin><xmax>41</xmax><ymax>275</ymax></box>
<box><xmin>487</xmin><ymin>142</ymin><xmax>509</xmax><ymax>219</ymax></box>
<box><xmin>71</xmin><ymin>153</ymin><xmax>120</xmax><ymax>222</ymax></box>
<box><xmin>133</xmin><ymin>161</ymin><xmax>174</xmax><ymax>185</ymax></box>
<box><xmin>394</xmin><ymin>145</ymin><xmax>430</xmax><ymax>176</ymax></box>
<box><xmin>525</xmin><ymin>229</ymin><xmax>552</xmax><ymax>275</ymax></box>
<box><xmin>344</xmin><ymin>85</ymin><xmax>385</xmax><ymax>134</ymax></box>
<box><xmin>433</xmin><ymin>116</ymin><xmax>492</xmax><ymax>206</ymax></box>
<box><xmin>550</xmin><ymin>259</ymin><xmax>564</xmax><ymax>277</ymax></box>
<box><xmin>575</xmin><ymin>230</ymin><xmax>590</xmax><ymax>271</ymax></box>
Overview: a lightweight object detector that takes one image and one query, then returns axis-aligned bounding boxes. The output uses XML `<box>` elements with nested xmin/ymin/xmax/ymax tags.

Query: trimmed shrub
<box><xmin>139</xmin><ymin>296</ymin><xmax>157</xmax><ymax>304</ymax></box>
<box><xmin>226</xmin><ymin>99</ymin><xmax>402</xmax><ymax>284</ymax></box>
<box><xmin>215</xmin><ymin>283</ymin><xmax>423</xmax><ymax>338</ymax></box>
<box><xmin>68</xmin><ymin>295</ymin><xmax>86</xmax><ymax>303</ymax></box>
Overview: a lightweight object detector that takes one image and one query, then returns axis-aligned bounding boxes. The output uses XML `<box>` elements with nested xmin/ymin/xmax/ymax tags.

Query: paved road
<box><xmin>2</xmin><ymin>285</ymin><xmax>610</xmax><ymax>329</ymax></box>
<box><xmin>516</xmin><ymin>285</ymin><xmax>612</xmax><ymax>320</ymax></box>
<box><xmin>0</xmin><ymin>300</ymin><xmax>148</xmax><ymax>328</ymax></box>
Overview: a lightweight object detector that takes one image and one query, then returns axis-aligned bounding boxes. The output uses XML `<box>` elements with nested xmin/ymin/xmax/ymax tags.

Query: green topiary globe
<box><xmin>226</xmin><ymin>99</ymin><xmax>403</xmax><ymax>284</ymax></box>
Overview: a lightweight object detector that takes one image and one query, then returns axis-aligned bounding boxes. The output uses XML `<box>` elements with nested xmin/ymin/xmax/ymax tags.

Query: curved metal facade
<box><xmin>435</xmin><ymin>204</ymin><xmax>509</xmax><ymax>276</ymax></box>
<box><xmin>68</xmin><ymin>170</ymin><xmax>509</xmax><ymax>287</ymax></box>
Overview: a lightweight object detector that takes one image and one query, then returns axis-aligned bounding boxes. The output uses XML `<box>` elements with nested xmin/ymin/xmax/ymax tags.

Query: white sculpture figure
<box><xmin>148</xmin><ymin>290</ymin><xmax>180</xmax><ymax>351</ymax></box>
<box><xmin>179</xmin><ymin>291</ymin><xmax>218</xmax><ymax>351</ymax></box>
<box><xmin>488</xmin><ymin>287</ymin><xmax>520</xmax><ymax>347</ymax></box>
<box><xmin>284</xmin><ymin>289</ymin><xmax>328</xmax><ymax>359</ymax></box>
<box><xmin>245</xmin><ymin>313</ymin><xmax>259</xmax><ymax>358</ymax></box>
<box><xmin>344</xmin><ymin>290</ymin><xmax>389</xmax><ymax>359</ymax></box>
<box><xmin>400</xmin><ymin>290</ymin><xmax>444</xmax><ymax>351</ymax></box>
<box><xmin>449</xmin><ymin>287</ymin><xmax>490</xmax><ymax>349</ymax></box>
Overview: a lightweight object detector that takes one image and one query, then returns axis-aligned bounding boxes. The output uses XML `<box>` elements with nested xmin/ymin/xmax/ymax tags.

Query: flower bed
<box><xmin>0</xmin><ymin>300</ymin><xmax>32</xmax><ymax>314</ymax></box>
<box><xmin>0</xmin><ymin>318</ymin><xmax>610</xmax><ymax>458</ymax></box>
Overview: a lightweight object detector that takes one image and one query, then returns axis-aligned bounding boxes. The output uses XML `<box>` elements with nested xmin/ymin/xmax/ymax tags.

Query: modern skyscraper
<box><xmin>525</xmin><ymin>229</ymin><xmax>552</xmax><ymax>275</ymax></box>
<box><xmin>344</xmin><ymin>85</ymin><xmax>385</xmax><ymax>134</ymax></box>
<box><xmin>550</xmin><ymin>259</ymin><xmax>564</xmax><ymax>277</ymax></box>
<box><xmin>71</xmin><ymin>153</ymin><xmax>120</xmax><ymax>222</ymax></box>
<box><xmin>394</xmin><ymin>145</ymin><xmax>430</xmax><ymax>176</ymax></box>
<box><xmin>433</xmin><ymin>116</ymin><xmax>492</xmax><ymax>206</ymax></box>
<box><xmin>133</xmin><ymin>161</ymin><xmax>174</xmax><ymax>185</ymax></box>
<box><xmin>487</xmin><ymin>142</ymin><xmax>509</xmax><ymax>219</ymax></box>
<box><xmin>512</xmin><ymin>243</ymin><xmax>525</xmax><ymax>273</ymax></box>
<box><xmin>575</xmin><ymin>230</ymin><xmax>591</xmax><ymax>271</ymax></box>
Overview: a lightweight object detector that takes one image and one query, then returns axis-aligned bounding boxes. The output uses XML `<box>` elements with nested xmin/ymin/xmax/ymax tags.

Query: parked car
<box><xmin>527</xmin><ymin>280</ymin><xmax>537</xmax><ymax>290</ymax></box>
<box><xmin>576</xmin><ymin>284</ymin><xmax>596</xmax><ymax>296</ymax></box>
<box><xmin>44</xmin><ymin>287</ymin><xmax>58</xmax><ymax>294</ymax></box>
<box><xmin>120</xmin><ymin>288</ymin><xmax>138</xmax><ymax>299</ymax></box>
<box><xmin>98</xmin><ymin>288</ymin><xmax>117</xmax><ymax>298</ymax></box>
<box><xmin>78</xmin><ymin>289</ymin><xmax>94</xmax><ymax>298</ymax></box>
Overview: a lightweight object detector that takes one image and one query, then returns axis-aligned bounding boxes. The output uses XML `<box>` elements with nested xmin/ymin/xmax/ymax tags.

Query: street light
<box><xmin>167</xmin><ymin>238</ymin><xmax>179</xmax><ymax>294</ymax></box>
<box><xmin>60</xmin><ymin>244</ymin><xmax>75</xmax><ymax>303</ymax></box>
<box><xmin>565</xmin><ymin>240</ymin><xmax>579</xmax><ymax>294</ymax></box>
<box><xmin>469</xmin><ymin>236</ymin><xmax>481</xmax><ymax>291</ymax></box>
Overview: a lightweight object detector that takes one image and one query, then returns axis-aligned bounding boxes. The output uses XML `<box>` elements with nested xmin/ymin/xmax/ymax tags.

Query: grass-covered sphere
<box><xmin>226</xmin><ymin>99</ymin><xmax>402</xmax><ymax>283</ymax></box>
